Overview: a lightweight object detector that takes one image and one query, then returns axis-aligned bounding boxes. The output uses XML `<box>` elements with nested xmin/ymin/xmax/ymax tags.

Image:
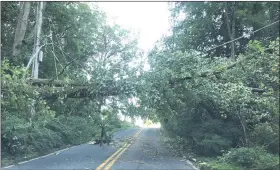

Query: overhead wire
<box><xmin>201</xmin><ymin>20</ymin><xmax>280</xmax><ymax>56</ymax></box>
<box><xmin>152</xmin><ymin>20</ymin><xmax>280</xmax><ymax>74</ymax></box>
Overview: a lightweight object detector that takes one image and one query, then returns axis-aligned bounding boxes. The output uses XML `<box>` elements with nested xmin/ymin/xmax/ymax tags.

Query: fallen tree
<box><xmin>169</xmin><ymin>47</ymin><xmax>275</xmax><ymax>93</ymax></box>
<box><xmin>26</xmin><ymin>78</ymin><xmax>137</xmax><ymax>100</ymax></box>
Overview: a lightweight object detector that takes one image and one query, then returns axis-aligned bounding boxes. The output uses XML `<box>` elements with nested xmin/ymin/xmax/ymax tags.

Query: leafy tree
<box><xmin>166</xmin><ymin>2</ymin><xmax>279</xmax><ymax>58</ymax></box>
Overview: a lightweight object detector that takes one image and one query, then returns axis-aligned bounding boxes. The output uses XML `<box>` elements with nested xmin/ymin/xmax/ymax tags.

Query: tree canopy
<box><xmin>1</xmin><ymin>2</ymin><xmax>279</xmax><ymax>169</ymax></box>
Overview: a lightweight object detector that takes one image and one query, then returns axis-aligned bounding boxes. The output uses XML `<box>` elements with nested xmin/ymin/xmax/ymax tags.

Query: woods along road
<box><xmin>3</xmin><ymin>128</ymin><xmax>197</xmax><ymax>170</ymax></box>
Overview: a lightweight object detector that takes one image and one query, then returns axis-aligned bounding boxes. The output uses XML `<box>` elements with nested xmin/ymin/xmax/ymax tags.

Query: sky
<box><xmin>96</xmin><ymin>2</ymin><xmax>171</xmax><ymax>54</ymax></box>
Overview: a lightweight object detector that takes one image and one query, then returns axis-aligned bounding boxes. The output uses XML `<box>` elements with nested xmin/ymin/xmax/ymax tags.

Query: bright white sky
<box><xmin>96</xmin><ymin>2</ymin><xmax>171</xmax><ymax>54</ymax></box>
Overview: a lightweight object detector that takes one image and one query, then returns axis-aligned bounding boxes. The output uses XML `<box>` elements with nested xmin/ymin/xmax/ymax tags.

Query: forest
<box><xmin>1</xmin><ymin>2</ymin><xmax>279</xmax><ymax>170</ymax></box>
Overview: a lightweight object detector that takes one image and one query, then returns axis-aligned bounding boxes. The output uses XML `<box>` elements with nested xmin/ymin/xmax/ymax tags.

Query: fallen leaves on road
<box><xmin>88</xmin><ymin>141</ymin><xmax>96</xmax><ymax>145</ymax></box>
<box><xmin>132</xmin><ymin>160</ymin><xmax>145</xmax><ymax>164</ymax></box>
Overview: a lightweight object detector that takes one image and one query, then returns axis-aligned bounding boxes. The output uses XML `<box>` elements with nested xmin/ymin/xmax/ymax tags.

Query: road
<box><xmin>3</xmin><ymin>128</ymin><xmax>196</xmax><ymax>170</ymax></box>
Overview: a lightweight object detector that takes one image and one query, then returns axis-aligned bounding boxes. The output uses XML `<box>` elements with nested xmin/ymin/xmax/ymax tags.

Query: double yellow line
<box><xmin>96</xmin><ymin>129</ymin><xmax>143</xmax><ymax>170</ymax></box>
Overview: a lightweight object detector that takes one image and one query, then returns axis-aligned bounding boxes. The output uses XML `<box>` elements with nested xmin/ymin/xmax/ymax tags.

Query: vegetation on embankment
<box><xmin>2</xmin><ymin>113</ymin><xmax>134</xmax><ymax>167</ymax></box>
<box><xmin>1</xmin><ymin>59</ymin><xmax>134</xmax><ymax>166</ymax></box>
<box><xmin>134</xmin><ymin>2</ymin><xmax>279</xmax><ymax>170</ymax></box>
<box><xmin>1</xmin><ymin>2</ymin><xmax>138</xmax><ymax>167</ymax></box>
<box><xmin>161</xmin><ymin>128</ymin><xmax>279</xmax><ymax>170</ymax></box>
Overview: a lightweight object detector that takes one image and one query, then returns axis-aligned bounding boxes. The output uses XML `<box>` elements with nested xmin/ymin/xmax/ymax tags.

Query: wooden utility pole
<box><xmin>32</xmin><ymin>2</ymin><xmax>43</xmax><ymax>79</ymax></box>
<box><xmin>30</xmin><ymin>2</ymin><xmax>43</xmax><ymax>127</ymax></box>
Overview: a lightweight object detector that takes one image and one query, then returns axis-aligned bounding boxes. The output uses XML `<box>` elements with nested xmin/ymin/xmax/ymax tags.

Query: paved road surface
<box><xmin>3</xmin><ymin>128</ymin><xmax>196</xmax><ymax>170</ymax></box>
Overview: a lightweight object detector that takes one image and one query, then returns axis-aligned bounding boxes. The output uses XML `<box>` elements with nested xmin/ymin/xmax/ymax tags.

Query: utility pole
<box><xmin>30</xmin><ymin>2</ymin><xmax>43</xmax><ymax>128</ymax></box>
<box><xmin>32</xmin><ymin>2</ymin><xmax>43</xmax><ymax>78</ymax></box>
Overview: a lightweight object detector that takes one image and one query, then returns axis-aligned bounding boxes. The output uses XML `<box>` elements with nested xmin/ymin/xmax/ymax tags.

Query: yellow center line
<box><xmin>134</xmin><ymin>129</ymin><xmax>142</xmax><ymax>138</ymax></box>
<box><xmin>96</xmin><ymin>143</ymin><xmax>128</xmax><ymax>170</ymax></box>
<box><xmin>133</xmin><ymin>129</ymin><xmax>141</xmax><ymax>138</ymax></box>
<box><xmin>96</xmin><ymin>129</ymin><xmax>142</xmax><ymax>170</ymax></box>
<box><xmin>104</xmin><ymin>143</ymin><xmax>131</xmax><ymax>170</ymax></box>
<box><xmin>104</xmin><ymin>129</ymin><xmax>143</xmax><ymax>170</ymax></box>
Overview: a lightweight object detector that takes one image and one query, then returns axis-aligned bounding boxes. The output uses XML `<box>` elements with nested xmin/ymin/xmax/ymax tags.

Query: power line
<box><xmin>152</xmin><ymin>20</ymin><xmax>280</xmax><ymax>74</ymax></box>
<box><xmin>202</xmin><ymin>20</ymin><xmax>280</xmax><ymax>55</ymax></box>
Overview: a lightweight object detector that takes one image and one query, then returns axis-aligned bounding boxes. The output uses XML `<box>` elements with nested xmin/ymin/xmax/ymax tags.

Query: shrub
<box><xmin>222</xmin><ymin>147</ymin><xmax>279</xmax><ymax>169</ymax></box>
<box><xmin>195</xmin><ymin>134</ymin><xmax>232</xmax><ymax>156</ymax></box>
<box><xmin>26</xmin><ymin>128</ymin><xmax>63</xmax><ymax>154</ymax></box>
<box><xmin>251</xmin><ymin>123</ymin><xmax>279</xmax><ymax>154</ymax></box>
<box><xmin>200</xmin><ymin>161</ymin><xmax>242</xmax><ymax>170</ymax></box>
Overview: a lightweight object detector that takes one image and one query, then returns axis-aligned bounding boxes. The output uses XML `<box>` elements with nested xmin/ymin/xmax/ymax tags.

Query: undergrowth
<box><xmin>1</xmin><ymin>115</ymin><xmax>134</xmax><ymax>167</ymax></box>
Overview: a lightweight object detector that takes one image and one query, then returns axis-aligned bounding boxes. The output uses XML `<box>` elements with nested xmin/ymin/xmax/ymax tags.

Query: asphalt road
<box><xmin>3</xmin><ymin>128</ymin><xmax>196</xmax><ymax>170</ymax></box>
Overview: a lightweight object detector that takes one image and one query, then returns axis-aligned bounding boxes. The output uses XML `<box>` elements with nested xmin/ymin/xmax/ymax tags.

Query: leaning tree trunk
<box><xmin>12</xmin><ymin>2</ymin><xmax>31</xmax><ymax>57</ymax></box>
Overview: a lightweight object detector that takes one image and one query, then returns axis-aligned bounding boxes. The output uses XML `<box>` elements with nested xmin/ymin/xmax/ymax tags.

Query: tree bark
<box><xmin>224</xmin><ymin>2</ymin><xmax>236</xmax><ymax>60</ymax></box>
<box><xmin>231</xmin><ymin>2</ymin><xmax>236</xmax><ymax>60</ymax></box>
<box><xmin>237</xmin><ymin>106</ymin><xmax>249</xmax><ymax>147</ymax></box>
<box><xmin>99</xmin><ymin>97</ymin><xmax>105</xmax><ymax>146</ymax></box>
<box><xmin>12</xmin><ymin>2</ymin><xmax>31</xmax><ymax>57</ymax></box>
<box><xmin>32</xmin><ymin>2</ymin><xmax>44</xmax><ymax>79</ymax></box>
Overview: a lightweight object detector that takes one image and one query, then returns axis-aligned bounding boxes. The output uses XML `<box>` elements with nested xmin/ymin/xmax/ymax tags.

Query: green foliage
<box><xmin>1</xmin><ymin>58</ymin><xmax>134</xmax><ymax>166</ymax></box>
<box><xmin>250</xmin><ymin>123</ymin><xmax>279</xmax><ymax>154</ymax></box>
<box><xmin>221</xmin><ymin>147</ymin><xmax>279</xmax><ymax>169</ymax></box>
<box><xmin>45</xmin><ymin>116</ymin><xmax>98</xmax><ymax>145</ymax></box>
<box><xmin>195</xmin><ymin>134</ymin><xmax>232</xmax><ymax>156</ymax></box>
<box><xmin>142</xmin><ymin>36</ymin><xmax>279</xmax><ymax>157</ymax></box>
<box><xmin>200</xmin><ymin>161</ymin><xmax>243</xmax><ymax>170</ymax></box>
<box><xmin>1</xmin><ymin>113</ymin><xmax>129</xmax><ymax>166</ymax></box>
<box><xmin>1</xmin><ymin>2</ymin><xmax>279</xmax><ymax>170</ymax></box>
<box><xmin>139</xmin><ymin>3</ymin><xmax>279</xmax><ymax>168</ymax></box>
<box><xmin>168</xmin><ymin>2</ymin><xmax>279</xmax><ymax>58</ymax></box>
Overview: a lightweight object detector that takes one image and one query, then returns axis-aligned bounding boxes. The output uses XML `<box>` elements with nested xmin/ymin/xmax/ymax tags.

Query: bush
<box><xmin>1</xmin><ymin>125</ymin><xmax>64</xmax><ymax>157</ymax></box>
<box><xmin>200</xmin><ymin>161</ymin><xmax>242</xmax><ymax>170</ymax></box>
<box><xmin>251</xmin><ymin>123</ymin><xmax>279</xmax><ymax>154</ymax></box>
<box><xmin>222</xmin><ymin>147</ymin><xmax>279</xmax><ymax>169</ymax></box>
<box><xmin>2</xmin><ymin>108</ymin><xmax>131</xmax><ymax>167</ymax></box>
<box><xmin>26</xmin><ymin>128</ymin><xmax>64</xmax><ymax>154</ymax></box>
<box><xmin>46</xmin><ymin>115</ymin><xmax>99</xmax><ymax>145</ymax></box>
<box><xmin>195</xmin><ymin>134</ymin><xmax>232</xmax><ymax>156</ymax></box>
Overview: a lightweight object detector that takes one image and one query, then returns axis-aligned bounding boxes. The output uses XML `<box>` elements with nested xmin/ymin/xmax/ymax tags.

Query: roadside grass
<box><xmin>1</xmin><ymin>117</ymin><xmax>135</xmax><ymax>167</ymax></box>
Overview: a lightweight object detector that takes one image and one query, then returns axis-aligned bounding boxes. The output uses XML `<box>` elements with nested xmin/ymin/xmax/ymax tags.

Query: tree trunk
<box><xmin>237</xmin><ymin>106</ymin><xmax>249</xmax><ymax>147</ymax></box>
<box><xmin>224</xmin><ymin>2</ymin><xmax>236</xmax><ymax>60</ymax></box>
<box><xmin>12</xmin><ymin>2</ymin><xmax>31</xmax><ymax>57</ymax></box>
<box><xmin>32</xmin><ymin>2</ymin><xmax>44</xmax><ymax>79</ymax></box>
<box><xmin>231</xmin><ymin>2</ymin><xmax>236</xmax><ymax>60</ymax></box>
<box><xmin>99</xmin><ymin>97</ymin><xmax>105</xmax><ymax>146</ymax></box>
<box><xmin>24</xmin><ymin>3</ymin><xmax>47</xmax><ymax>44</ymax></box>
